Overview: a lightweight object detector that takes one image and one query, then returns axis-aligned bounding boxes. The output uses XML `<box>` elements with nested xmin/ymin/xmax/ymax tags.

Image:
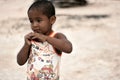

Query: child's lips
<box><xmin>34</xmin><ymin>30</ymin><xmax>41</xmax><ymax>33</ymax></box>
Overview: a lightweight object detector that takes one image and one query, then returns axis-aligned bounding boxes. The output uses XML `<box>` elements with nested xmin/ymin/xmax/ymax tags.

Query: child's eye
<box><xmin>29</xmin><ymin>20</ymin><xmax>33</xmax><ymax>23</ymax></box>
<box><xmin>37</xmin><ymin>19</ymin><xmax>41</xmax><ymax>22</ymax></box>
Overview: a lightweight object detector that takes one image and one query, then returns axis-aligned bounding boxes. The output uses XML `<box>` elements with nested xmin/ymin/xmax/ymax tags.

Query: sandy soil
<box><xmin>0</xmin><ymin>0</ymin><xmax>120</xmax><ymax>80</ymax></box>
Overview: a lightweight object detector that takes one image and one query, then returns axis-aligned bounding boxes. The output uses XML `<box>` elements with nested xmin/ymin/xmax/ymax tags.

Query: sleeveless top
<box><xmin>27</xmin><ymin>32</ymin><xmax>61</xmax><ymax>80</ymax></box>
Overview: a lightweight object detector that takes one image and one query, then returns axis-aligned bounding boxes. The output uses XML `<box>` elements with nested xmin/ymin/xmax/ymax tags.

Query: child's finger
<box><xmin>26</xmin><ymin>32</ymin><xmax>34</xmax><ymax>39</ymax></box>
<box><xmin>31</xmin><ymin>36</ymin><xmax>36</xmax><ymax>40</ymax></box>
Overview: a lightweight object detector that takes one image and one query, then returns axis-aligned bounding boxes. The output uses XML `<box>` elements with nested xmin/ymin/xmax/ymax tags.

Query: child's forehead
<box><xmin>28</xmin><ymin>9</ymin><xmax>48</xmax><ymax>19</ymax></box>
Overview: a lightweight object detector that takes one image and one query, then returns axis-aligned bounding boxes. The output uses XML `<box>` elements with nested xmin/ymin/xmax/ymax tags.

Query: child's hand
<box><xmin>24</xmin><ymin>32</ymin><xmax>34</xmax><ymax>46</ymax></box>
<box><xmin>31</xmin><ymin>32</ymin><xmax>47</xmax><ymax>42</ymax></box>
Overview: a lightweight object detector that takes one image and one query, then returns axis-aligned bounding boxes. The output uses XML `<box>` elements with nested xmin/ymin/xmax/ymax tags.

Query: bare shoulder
<box><xmin>54</xmin><ymin>32</ymin><xmax>67</xmax><ymax>39</ymax></box>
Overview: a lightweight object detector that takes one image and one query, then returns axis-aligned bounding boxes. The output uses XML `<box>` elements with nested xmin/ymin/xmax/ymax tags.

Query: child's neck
<box><xmin>45</xmin><ymin>30</ymin><xmax>53</xmax><ymax>36</ymax></box>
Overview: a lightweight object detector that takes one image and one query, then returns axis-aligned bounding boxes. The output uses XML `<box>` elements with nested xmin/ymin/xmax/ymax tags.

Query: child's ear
<box><xmin>50</xmin><ymin>16</ymin><xmax>56</xmax><ymax>25</ymax></box>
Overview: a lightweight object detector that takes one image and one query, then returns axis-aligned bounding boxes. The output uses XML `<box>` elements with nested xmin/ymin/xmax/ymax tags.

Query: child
<box><xmin>17</xmin><ymin>1</ymin><xmax>72</xmax><ymax>80</ymax></box>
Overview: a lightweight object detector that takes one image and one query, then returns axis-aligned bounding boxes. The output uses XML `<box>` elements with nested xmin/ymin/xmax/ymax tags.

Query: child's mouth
<box><xmin>34</xmin><ymin>30</ymin><xmax>41</xmax><ymax>33</ymax></box>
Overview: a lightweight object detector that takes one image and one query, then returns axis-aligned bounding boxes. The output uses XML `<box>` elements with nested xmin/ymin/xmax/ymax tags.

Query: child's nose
<box><xmin>33</xmin><ymin>21</ymin><xmax>38</xmax><ymax>27</ymax></box>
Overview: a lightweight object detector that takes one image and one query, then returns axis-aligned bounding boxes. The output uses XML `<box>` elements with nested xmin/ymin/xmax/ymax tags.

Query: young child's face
<box><xmin>28</xmin><ymin>9</ymin><xmax>53</xmax><ymax>35</ymax></box>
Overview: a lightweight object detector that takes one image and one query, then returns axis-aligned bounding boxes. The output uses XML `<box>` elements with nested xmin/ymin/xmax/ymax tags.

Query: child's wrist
<box><xmin>24</xmin><ymin>42</ymin><xmax>31</xmax><ymax>47</ymax></box>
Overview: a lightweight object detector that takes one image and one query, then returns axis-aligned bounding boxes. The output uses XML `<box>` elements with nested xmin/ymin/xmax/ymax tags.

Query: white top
<box><xmin>27</xmin><ymin>32</ymin><xmax>61</xmax><ymax>80</ymax></box>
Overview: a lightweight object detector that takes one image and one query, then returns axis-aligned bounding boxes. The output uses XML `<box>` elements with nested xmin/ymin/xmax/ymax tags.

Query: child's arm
<box><xmin>25</xmin><ymin>32</ymin><xmax>72</xmax><ymax>53</ymax></box>
<box><xmin>46</xmin><ymin>33</ymin><xmax>72</xmax><ymax>53</ymax></box>
<box><xmin>17</xmin><ymin>33</ymin><xmax>33</xmax><ymax>65</ymax></box>
<box><xmin>17</xmin><ymin>43</ymin><xmax>31</xmax><ymax>65</ymax></box>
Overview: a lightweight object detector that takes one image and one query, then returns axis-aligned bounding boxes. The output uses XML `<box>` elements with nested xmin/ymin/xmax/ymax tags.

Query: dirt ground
<box><xmin>0</xmin><ymin>0</ymin><xmax>120</xmax><ymax>80</ymax></box>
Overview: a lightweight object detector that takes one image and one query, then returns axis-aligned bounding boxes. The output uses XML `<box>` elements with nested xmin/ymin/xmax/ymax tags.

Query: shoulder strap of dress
<box><xmin>49</xmin><ymin>31</ymin><xmax>56</xmax><ymax>37</ymax></box>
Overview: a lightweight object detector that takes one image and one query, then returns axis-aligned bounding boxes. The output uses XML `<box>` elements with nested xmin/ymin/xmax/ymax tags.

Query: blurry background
<box><xmin>0</xmin><ymin>0</ymin><xmax>120</xmax><ymax>80</ymax></box>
